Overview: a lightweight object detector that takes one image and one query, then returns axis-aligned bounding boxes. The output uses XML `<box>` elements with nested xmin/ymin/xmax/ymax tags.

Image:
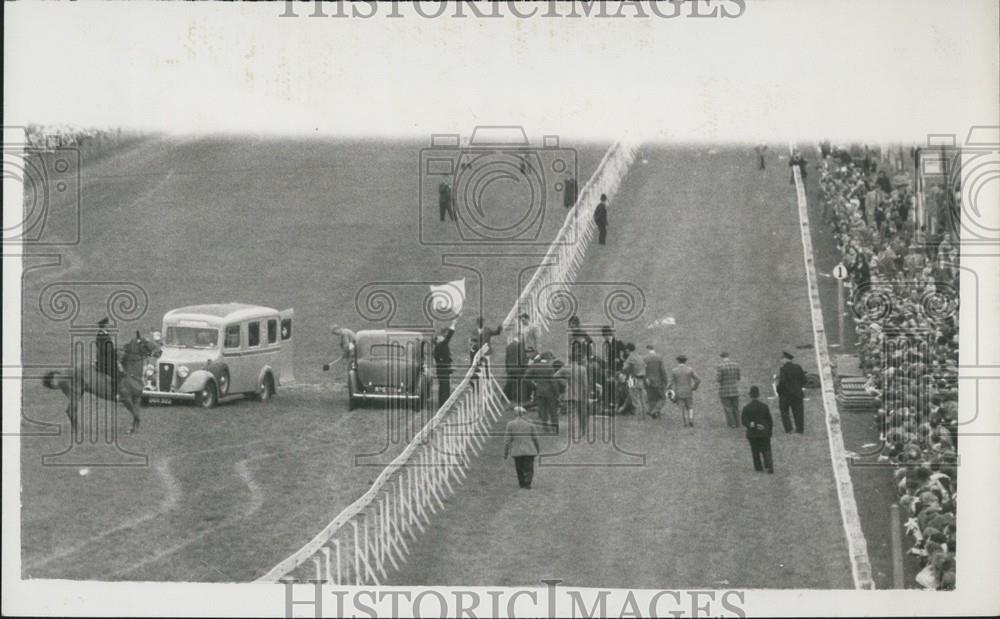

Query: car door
<box><xmin>277</xmin><ymin>308</ymin><xmax>295</xmax><ymax>384</ymax></box>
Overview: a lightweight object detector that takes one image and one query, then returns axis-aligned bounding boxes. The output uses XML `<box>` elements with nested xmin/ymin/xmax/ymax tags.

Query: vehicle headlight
<box><xmin>177</xmin><ymin>365</ymin><xmax>190</xmax><ymax>379</ymax></box>
<box><xmin>144</xmin><ymin>363</ymin><xmax>155</xmax><ymax>378</ymax></box>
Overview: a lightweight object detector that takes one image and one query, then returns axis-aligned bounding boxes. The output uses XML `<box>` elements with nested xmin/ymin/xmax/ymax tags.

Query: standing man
<box><xmin>741</xmin><ymin>386</ymin><xmax>774</xmax><ymax>474</ymax></box>
<box><xmin>517</xmin><ymin>312</ymin><xmax>540</xmax><ymax>357</ymax></box>
<box><xmin>776</xmin><ymin>351</ymin><xmax>808</xmax><ymax>433</ymax></box>
<box><xmin>668</xmin><ymin>355</ymin><xmax>701</xmax><ymax>428</ymax></box>
<box><xmin>433</xmin><ymin>320</ymin><xmax>457</xmax><ymax>406</ymax></box>
<box><xmin>563</xmin><ymin>174</ymin><xmax>578</xmax><ymax>209</ymax></box>
<box><xmin>438</xmin><ymin>178</ymin><xmax>456</xmax><ymax>222</ymax></box>
<box><xmin>504</xmin><ymin>335</ymin><xmax>528</xmax><ymax>405</ymax></box>
<box><xmin>716</xmin><ymin>351</ymin><xmax>742</xmax><ymax>428</ymax></box>
<box><xmin>593</xmin><ymin>193</ymin><xmax>609</xmax><ymax>245</ymax></box>
<box><xmin>622</xmin><ymin>343</ymin><xmax>648</xmax><ymax>419</ymax></box>
<box><xmin>95</xmin><ymin>317</ymin><xmax>120</xmax><ymax>391</ymax></box>
<box><xmin>754</xmin><ymin>143</ymin><xmax>768</xmax><ymax>170</ymax></box>
<box><xmin>504</xmin><ymin>406</ymin><xmax>541</xmax><ymax>489</ymax></box>
<box><xmin>788</xmin><ymin>150</ymin><xmax>808</xmax><ymax>184</ymax></box>
<box><xmin>644</xmin><ymin>344</ymin><xmax>668</xmax><ymax>419</ymax></box>
<box><xmin>323</xmin><ymin>324</ymin><xmax>356</xmax><ymax>371</ymax></box>
<box><xmin>527</xmin><ymin>353</ymin><xmax>559</xmax><ymax>433</ymax></box>
<box><xmin>469</xmin><ymin>317</ymin><xmax>503</xmax><ymax>362</ymax></box>
<box><xmin>566</xmin><ymin>350</ymin><xmax>592</xmax><ymax>440</ymax></box>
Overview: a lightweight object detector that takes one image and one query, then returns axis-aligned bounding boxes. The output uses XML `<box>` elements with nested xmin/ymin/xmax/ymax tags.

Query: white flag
<box><xmin>429</xmin><ymin>278</ymin><xmax>466</xmax><ymax>319</ymax></box>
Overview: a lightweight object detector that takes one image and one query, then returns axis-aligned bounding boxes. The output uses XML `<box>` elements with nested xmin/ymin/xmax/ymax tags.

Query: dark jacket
<box><xmin>527</xmin><ymin>360</ymin><xmax>559</xmax><ymax>402</ymax></box>
<box><xmin>741</xmin><ymin>399</ymin><xmax>773</xmax><ymax>439</ymax></box>
<box><xmin>95</xmin><ymin>330</ymin><xmax>117</xmax><ymax>375</ymax></box>
<box><xmin>470</xmin><ymin>324</ymin><xmax>503</xmax><ymax>356</ymax></box>
<box><xmin>433</xmin><ymin>327</ymin><xmax>455</xmax><ymax>373</ymax></box>
<box><xmin>594</xmin><ymin>203</ymin><xmax>608</xmax><ymax>227</ymax></box>
<box><xmin>505</xmin><ymin>339</ymin><xmax>528</xmax><ymax>374</ymax></box>
<box><xmin>777</xmin><ymin>361</ymin><xmax>807</xmax><ymax>399</ymax></box>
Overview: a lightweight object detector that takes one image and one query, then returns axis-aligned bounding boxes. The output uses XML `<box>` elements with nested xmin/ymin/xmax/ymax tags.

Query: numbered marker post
<box><xmin>832</xmin><ymin>263</ymin><xmax>848</xmax><ymax>349</ymax></box>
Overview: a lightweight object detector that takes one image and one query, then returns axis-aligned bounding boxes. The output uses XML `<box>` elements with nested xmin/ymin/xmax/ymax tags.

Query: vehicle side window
<box><xmin>224</xmin><ymin>325</ymin><xmax>240</xmax><ymax>349</ymax></box>
<box><xmin>248</xmin><ymin>321</ymin><xmax>261</xmax><ymax>348</ymax></box>
<box><xmin>281</xmin><ymin>318</ymin><xmax>292</xmax><ymax>340</ymax></box>
<box><xmin>267</xmin><ymin>319</ymin><xmax>278</xmax><ymax>344</ymax></box>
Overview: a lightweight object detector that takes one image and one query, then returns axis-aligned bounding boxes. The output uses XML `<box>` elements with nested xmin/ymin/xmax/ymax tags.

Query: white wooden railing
<box><xmin>257</xmin><ymin>139</ymin><xmax>638</xmax><ymax>584</ymax></box>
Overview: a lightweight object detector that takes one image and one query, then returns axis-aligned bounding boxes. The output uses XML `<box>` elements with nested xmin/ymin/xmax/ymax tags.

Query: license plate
<box><xmin>147</xmin><ymin>397</ymin><xmax>173</xmax><ymax>405</ymax></box>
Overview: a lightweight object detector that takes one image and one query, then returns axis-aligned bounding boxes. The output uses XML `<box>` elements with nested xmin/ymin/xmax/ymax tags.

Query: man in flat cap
<box><xmin>668</xmin><ymin>354</ymin><xmax>701</xmax><ymax>428</ymax></box>
<box><xmin>776</xmin><ymin>351</ymin><xmax>808</xmax><ymax>433</ymax></box>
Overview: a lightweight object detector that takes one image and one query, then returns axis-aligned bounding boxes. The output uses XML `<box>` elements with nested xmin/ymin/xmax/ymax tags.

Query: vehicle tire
<box><xmin>140</xmin><ymin>396</ymin><xmax>149</xmax><ymax>406</ymax></box>
<box><xmin>218</xmin><ymin>369</ymin><xmax>230</xmax><ymax>397</ymax></box>
<box><xmin>253</xmin><ymin>374</ymin><xmax>274</xmax><ymax>402</ymax></box>
<box><xmin>196</xmin><ymin>382</ymin><xmax>218</xmax><ymax>409</ymax></box>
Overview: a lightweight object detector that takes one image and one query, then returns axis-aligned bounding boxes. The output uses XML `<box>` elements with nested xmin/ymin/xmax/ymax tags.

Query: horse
<box><xmin>43</xmin><ymin>330</ymin><xmax>162</xmax><ymax>435</ymax></box>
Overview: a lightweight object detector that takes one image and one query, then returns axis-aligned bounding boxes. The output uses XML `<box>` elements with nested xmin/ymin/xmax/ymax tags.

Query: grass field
<box><xmin>389</xmin><ymin>145</ymin><xmax>856</xmax><ymax>588</ymax></box>
<box><xmin>18</xmin><ymin>136</ymin><xmax>610</xmax><ymax>581</ymax></box>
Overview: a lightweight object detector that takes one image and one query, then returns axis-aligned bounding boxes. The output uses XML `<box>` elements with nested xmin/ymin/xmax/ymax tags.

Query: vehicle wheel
<box><xmin>140</xmin><ymin>396</ymin><xmax>149</xmax><ymax>406</ymax></box>
<box><xmin>218</xmin><ymin>370</ymin><xmax>230</xmax><ymax>396</ymax></box>
<box><xmin>254</xmin><ymin>374</ymin><xmax>274</xmax><ymax>402</ymax></box>
<box><xmin>196</xmin><ymin>382</ymin><xmax>217</xmax><ymax>409</ymax></box>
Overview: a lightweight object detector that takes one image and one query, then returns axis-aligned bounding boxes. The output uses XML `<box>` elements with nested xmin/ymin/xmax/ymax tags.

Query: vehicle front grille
<box><xmin>159</xmin><ymin>363</ymin><xmax>174</xmax><ymax>391</ymax></box>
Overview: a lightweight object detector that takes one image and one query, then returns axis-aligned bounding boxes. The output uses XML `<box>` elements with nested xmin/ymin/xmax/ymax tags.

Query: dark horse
<box><xmin>43</xmin><ymin>331</ymin><xmax>162</xmax><ymax>434</ymax></box>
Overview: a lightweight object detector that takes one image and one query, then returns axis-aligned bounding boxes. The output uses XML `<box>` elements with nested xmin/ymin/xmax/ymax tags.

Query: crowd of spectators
<box><xmin>817</xmin><ymin>145</ymin><xmax>959</xmax><ymax>590</ymax></box>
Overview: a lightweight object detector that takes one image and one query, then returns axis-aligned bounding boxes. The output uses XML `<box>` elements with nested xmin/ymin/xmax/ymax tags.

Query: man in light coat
<box><xmin>644</xmin><ymin>344</ymin><xmax>669</xmax><ymax>419</ymax></box>
<box><xmin>504</xmin><ymin>406</ymin><xmax>541</xmax><ymax>489</ymax></box>
<box><xmin>668</xmin><ymin>354</ymin><xmax>701</xmax><ymax>428</ymax></box>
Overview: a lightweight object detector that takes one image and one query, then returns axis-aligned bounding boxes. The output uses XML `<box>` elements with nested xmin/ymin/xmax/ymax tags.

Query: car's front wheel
<box><xmin>196</xmin><ymin>382</ymin><xmax>218</xmax><ymax>409</ymax></box>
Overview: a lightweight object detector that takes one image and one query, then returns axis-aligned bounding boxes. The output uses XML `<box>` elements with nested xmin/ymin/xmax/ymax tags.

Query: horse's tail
<box><xmin>43</xmin><ymin>371</ymin><xmax>62</xmax><ymax>390</ymax></box>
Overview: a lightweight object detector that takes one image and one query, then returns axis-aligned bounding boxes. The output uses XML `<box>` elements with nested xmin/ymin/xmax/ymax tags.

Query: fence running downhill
<box><xmin>256</xmin><ymin>139</ymin><xmax>639</xmax><ymax>584</ymax></box>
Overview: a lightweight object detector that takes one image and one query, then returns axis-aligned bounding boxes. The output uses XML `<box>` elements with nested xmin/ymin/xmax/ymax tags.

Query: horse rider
<box><xmin>95</xmin><ymin>317</ymin><xmax>122</xmax><ymax>389</ymax></box>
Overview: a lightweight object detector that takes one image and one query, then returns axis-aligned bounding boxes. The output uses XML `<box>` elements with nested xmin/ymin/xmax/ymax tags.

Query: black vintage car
<box><xmin>347</xmin><ymin>329</ymin><xmax>431</xmax><ymax>411</ymax></box>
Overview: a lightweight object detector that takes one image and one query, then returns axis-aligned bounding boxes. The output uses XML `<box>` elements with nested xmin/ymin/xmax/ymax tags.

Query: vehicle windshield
<box><xmin>368</xmin><ymin>343</ymin><xmax>411</xmax><ymax>358</ymax></box>
<box><xmin>164</xmin><ymin>326</ymin><xmax>219</xmax><ymax>349</ymax></box>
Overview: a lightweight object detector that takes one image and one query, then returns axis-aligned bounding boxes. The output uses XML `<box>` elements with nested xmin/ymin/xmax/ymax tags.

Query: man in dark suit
<box><xmin>593</xmin><ymin>193</ymin><xmax>609</xmax><ymax>245</ymax></box>
<box><xmin>776</xmin><ymin>351</ymin><xmax>808</xmax><ymax>433</ymax></box>
<box><xmin>526</xmin><ymin>353</ymin><xmax>559</xmax><ymax>432</ymax></box>
<box><xmin>433</xmin><ymin>320</ymin><xmax>457</xmax><ymax>406</ymax></box>
<box><xmin>741</xmin><ymin>386</ymin><xmax>774</xmax><ymax>473</ymax></box>
<box><xmin>438</xmin><ymin>178</ymin><xmax>456</xmax><ymax>222</ymax></box>
<box><xmin>504</xmin><ymin>335</ymin><xmax>528</xmax><ymax>405</ymax></box>
<box><xmin>563</xmin><ymin>175</ymin><xmax>578</xmax><ymax>209</ymax></box>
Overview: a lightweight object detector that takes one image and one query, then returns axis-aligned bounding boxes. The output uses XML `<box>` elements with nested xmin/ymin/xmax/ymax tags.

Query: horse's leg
<box><xmin>64</xmin><ymin>399</ymin><xmax>76</xmax><ymax>433</ymax></box>
<box><xmin>118</xmin><ymin>384</ymin><xmax>140</xmax><ymax>435</ymax></box>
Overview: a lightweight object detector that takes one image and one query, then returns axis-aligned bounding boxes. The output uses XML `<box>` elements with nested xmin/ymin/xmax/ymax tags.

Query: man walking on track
<box><xmin>622</xmin><ymin>343</ymin><xmax>648</xmax><ymax>418</ymax></box>
<box><xmin>716</xmin><ymin>351</ymin><xmax>742</xmax><ymax>428</ymax></box>
<box><xmin>644</xmin><ymin>344</ymin><xmax>668</xmax><ymax>419</ymax></box>
<box><xmin>754</xmin><ymin>143</ymin><xmax>768</xmax><ymax>170</ymax></box>
<box><xmin>668</xmin><ymin>355</ymin><xmax>701</xmax><ymax>427</ymax></box>
<box><xmin>741</xmin><ymin>386</ymin><xmax>774</xmax><ymax>474</ymax></box>
<box><xmin>776</xmin><ymin>351</ymin><xmax>808</xmax><ymax>433</ymax></box>
<box><xmin>504</xmin><ymin>406</ymin><xmax>541</xmax><ymax>489</ymax></box>
<box><xmin>593</xmin><ymin>193</ymin><xmax>609</xmax><ymax>245</ymax></box>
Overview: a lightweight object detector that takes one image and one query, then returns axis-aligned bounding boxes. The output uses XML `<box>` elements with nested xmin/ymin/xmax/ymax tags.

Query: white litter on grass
<box><xmin>642</xmin><ymin>158</ymin><xmax>648</xmax><ymax>164</ymax></box>
<box><xmin>646</xmin><ymin>316</ymin><xmax>676</xmax><ymax>328</ymax></box>
<box><xmin>79</xmin><ymin>468</ymin><xmax>90</xmax><ymax>477</ymax></box>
